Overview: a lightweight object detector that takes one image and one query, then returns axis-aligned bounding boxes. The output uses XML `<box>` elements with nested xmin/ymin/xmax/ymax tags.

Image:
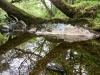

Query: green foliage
<box><xmin>0</xmin><ymin>0</ymin><xmax>100</xmax><ymax>26</ymax></box>
<box><xmin>73</xmin><ymin>1</ymin><xmax>100</xmax><ymax>28</ymax></box>
<box><xmin>0</xmin><ymin>8</ymin><xmax>6</xmax><ymax>25</ymax></box>
<box><xmin>52</xmin><ymin>10</ymin><xmax>66</xmax><ymax>19</ymax></box>
<box><xmin>12</xmin><ymin>0</ymin><xmax>49</xmax><ymax>18</ymax></box>
<box><xmin>0</xmin><ymin>33</ymin><xmax>9</xmax><ymax>45</ymax></box>
<box><xmin>28</xmin><ymin>38</ymin><xmax>37</xmax><ymax>43</ymax></box>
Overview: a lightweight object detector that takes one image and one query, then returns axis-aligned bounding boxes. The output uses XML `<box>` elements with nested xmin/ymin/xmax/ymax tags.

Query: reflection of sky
<box><xmin>66</xmin><ymin>49</ymin><xmax>70</xmax><ymax>60</ymax></box>
<box><xmin>74</xmin><ymin>65</ymin><xmax>87</xmax><ymax>75</ymax></box>
<box><xmin>54</xmin><ymin>24</ymin><xmax>65</xmax><ymax>31</ymax></box>
<box><xmin>8</xmin><ymin>58</ymin><xmax>31</xmax><ymax>75</ymax></box>
<box><xmin>0</xmin><ymin>38</ymin><xmax>49</xmax><ymax>75</ymax></box>
<box><xmin>22</xmin><ymin>42</ymin><xmax>48</xmax><ymax>57</ymax></box>
<box><xmin>0</xmin><ymin>58</ymin><xmax>31</xmax><ymax>75</ymax></box>
<box><xmin>9</xmin><ymin>58</ymin><xmax>30</xmax><ymax>67</ymax></box>
<box><xmin>0</xmin><ymin>71</ymin><xmax>10</xmax><ymax>75</ymax></box>
<box><xmin>66</xmin><ymin>49</ymin><xmax>87</xmax><ymax>75</ymax></box>
<box><xmin>0</xmin><ymin>36</ymin><xmax>91</xmax><ymax>75</ymax></box>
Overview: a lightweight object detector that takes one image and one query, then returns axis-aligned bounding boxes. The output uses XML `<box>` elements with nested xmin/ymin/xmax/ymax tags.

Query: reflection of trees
<box><xmin>0</xmin><ymin>34</ymin><xmax>9</xmax><ymax>45</ymax></box>
<box><xmin>0</xmin><ymin>32</ymin><xmax>100</xmax><ymax>75</ymax></box>
<box><xmin>52</xmin><ymin>41</ymin><xmax>100</xmax><ymax>75</ymax></box>
<box><xmin>14</xmin><ymin>48</ymin><xmax>42</xmax><ymax>58</ymax></box>
<box><xmin>0</xmin><ymin>35</ymin><xmax>56</xmax><ymax>75</ymax></box>
<box><xmin>29</xmin><ymin>43</ymin><xmax>70</xmax><ymax>75</ymax></box>
<box><xmin>0</xmin><ymin>32</ymin><xmax>38</xmax><ymax>55</ymax></box>
<box><xmin>29</xmin><ymin>37</ymin><xmax>100</xmax><ymax>75</ymax></box>
<box><xmin>0</xmin><ymin>60</ymin><xmax>9</xmax><ymax>73</ymax></box>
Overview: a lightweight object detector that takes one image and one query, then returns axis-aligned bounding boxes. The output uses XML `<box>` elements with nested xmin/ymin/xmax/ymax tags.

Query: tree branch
<box><xmin>0</xmin><ymin>0</ymin><xmax>47</xmax><ymax>25</ymax></box>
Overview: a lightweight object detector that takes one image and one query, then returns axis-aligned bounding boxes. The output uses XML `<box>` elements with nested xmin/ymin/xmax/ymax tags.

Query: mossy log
<box><xmin>0</xmin><ymin>0</ymin><xmax>47</xmax><ymax>25</ymax></box>
<box><xmin>0</xmin><ymin>0</ymin><xmax>99</xmax><ymax>28</ymax></box>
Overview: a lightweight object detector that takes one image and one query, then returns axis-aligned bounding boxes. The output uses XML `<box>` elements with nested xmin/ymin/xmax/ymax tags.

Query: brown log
<box><xmin>0</xmin><ymin>0</ymin><xmax>47</xmax><ymax>25</ymax></box>
<box><xmin>49</xmin><ymin>0</ymin><xmax>77</xmax><ymax>18</ymax></box>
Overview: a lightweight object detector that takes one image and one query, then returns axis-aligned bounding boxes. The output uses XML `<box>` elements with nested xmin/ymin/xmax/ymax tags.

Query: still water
<box><xmin>0</xmin><ymin>24</ymin><xmax>100</xmax><ymax>75</ymax></box>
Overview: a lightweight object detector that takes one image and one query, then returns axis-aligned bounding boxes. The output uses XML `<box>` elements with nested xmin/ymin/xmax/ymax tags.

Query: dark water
<box><xmin>0</xmin><ymin>24</ymin><xmax>100</xmax><ymax>75</ymax></box>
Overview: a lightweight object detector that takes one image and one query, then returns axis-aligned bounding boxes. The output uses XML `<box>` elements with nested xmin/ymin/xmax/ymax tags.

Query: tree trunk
<box><xmin>0</xmin><ymin>0</ymin><xmax>47</xmax><ymax>25</ymax></box>
<box><xmin>0</xmin><ymin>0</ymin><xmax>98</xmax><ymax>26</ymax></box>
<box><xmin>49</xmin><ymin>0</ymin><xmax>77</xmax><ymax>18</ymax></box>
<box><xmin>41</xmin><ymin>0</ymin><xmax>54</xmax><ymax>17</ymax></box>
<box><xmin>0</xmin><ymin>0</ymin><xmax>78</xmax><ymax>24</ymax></box>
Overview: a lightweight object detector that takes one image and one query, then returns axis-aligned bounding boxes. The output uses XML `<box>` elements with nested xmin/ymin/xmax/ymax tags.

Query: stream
<box><xmin>0</xmin><ymin>23</ymin><xmax>100</xmax><ymax>75</ymax></box>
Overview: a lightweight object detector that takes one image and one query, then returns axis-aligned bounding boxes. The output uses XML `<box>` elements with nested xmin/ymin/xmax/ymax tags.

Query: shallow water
<box><xmin>0</xmin><ymin>23</ymin><xmax>100</xmax><ymax>75</ymax></box>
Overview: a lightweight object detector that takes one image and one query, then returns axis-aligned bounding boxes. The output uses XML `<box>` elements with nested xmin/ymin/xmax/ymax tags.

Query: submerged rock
<box><xmin>46</xmin><ymin>62</ymin><xmax>66</xmax><ymax>75</ymax></box>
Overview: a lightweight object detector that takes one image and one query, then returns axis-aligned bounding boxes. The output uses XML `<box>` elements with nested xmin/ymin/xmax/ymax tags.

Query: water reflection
<box><xmin>0</xmin><ymin>31</ymin><xmax>100</xmax><ymax>75</ymax></box>
<box><xmin>36</xmin><ymin>24</ymin><xmax>100</xmax><ymax>42</ymax></box>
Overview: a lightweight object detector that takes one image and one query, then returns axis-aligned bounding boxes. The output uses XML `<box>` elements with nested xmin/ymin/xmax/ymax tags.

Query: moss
<box><xmin>66</xmin><ymin>18</ymin><xmax>93</xmax><ymax>27</ymax></box>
